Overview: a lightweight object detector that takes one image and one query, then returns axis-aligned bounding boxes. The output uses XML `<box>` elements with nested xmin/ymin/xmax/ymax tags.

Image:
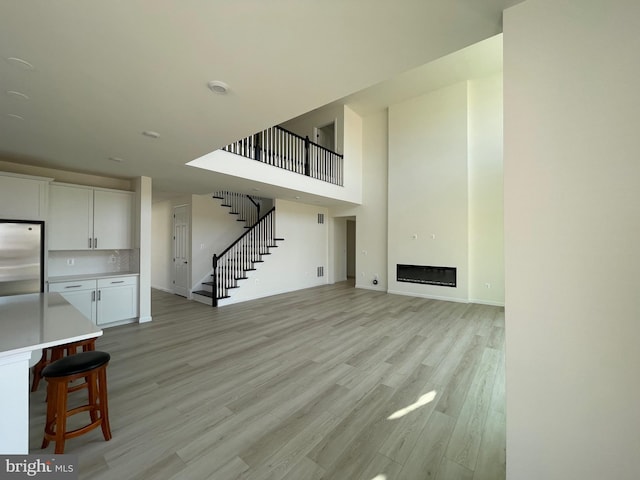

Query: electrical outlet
<box><xmin>485</xmin><ymin>283</ymin><xmax>491</xmax><ymax>289</ymax></box>
<box><xmin>66</xmin><ymin>258</ymin><xmax>74</xmax><ymax>266</ymax></box>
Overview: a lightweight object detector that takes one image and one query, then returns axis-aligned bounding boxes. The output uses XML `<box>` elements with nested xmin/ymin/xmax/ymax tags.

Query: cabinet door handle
<box><xmin>94</xmin><ymin>237</ymin><xmax>98</xmax><ymax>248</ymax></box>
<box><xmin>65</xmin><ymin>285</ymin><xmax>82</xmax><ymax>289</ymax></box>
<box><xmin>98</xmin><ymin>290</ymin><xmax>101</xmax><ymax>301</ymax></box>
<box><xmin>91</xmin><ymin>291</ymin><xmax>96</xmax><ymax>301</ymax></box>
<box><xmin>111</xmin><ymin>280</ymin><xmax>125</xmax><ymax>284</ymax></box>
<box><xmin>89</xmin><ymin>238</ymin><xmax>92</xmax><ymax>248</ymax></box>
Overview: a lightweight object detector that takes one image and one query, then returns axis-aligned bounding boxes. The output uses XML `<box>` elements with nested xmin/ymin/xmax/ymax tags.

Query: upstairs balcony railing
<box><xmin>223</xmin><ymin>125</ymin><xmax>344</xmax><ymax>186</ymax></box>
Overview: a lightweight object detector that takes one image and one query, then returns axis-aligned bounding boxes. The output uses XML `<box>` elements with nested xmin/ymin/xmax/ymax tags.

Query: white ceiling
<box><xmin>0</xmin><ymin>1</ymin><xmax>522</xmax><ymax>199</ymax></box>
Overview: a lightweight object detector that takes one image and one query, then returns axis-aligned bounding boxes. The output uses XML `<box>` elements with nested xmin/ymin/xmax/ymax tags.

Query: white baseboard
<box><xmin>387</xmin><ymin>289</ymin><xmax>469</xmax><ymax>304</ymax></box>
<box><xmin>151</xmin><ymin>285</ymin><xmax>173</xmax><ymax>294</ymax></box>
<box><xmin>469</xmin><ymin>298</ymin><xmax>505</xmax><ymax>307</ymax></box>
<box><xmin>356</xmin><ymin>284</ymin><xmax>386</xmax><ymax>292</ymax></box>
<box><xmin>138</xmin><ymin>315</ymin><xmax>153</xmax><ymax>323</ymax></box>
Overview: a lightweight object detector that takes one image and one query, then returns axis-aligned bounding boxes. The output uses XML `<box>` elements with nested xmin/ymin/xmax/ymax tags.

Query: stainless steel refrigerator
<box><xmin>0</xmin><ymin>220</ymin><xmax>44</xmax><ymax>296</ymax></box>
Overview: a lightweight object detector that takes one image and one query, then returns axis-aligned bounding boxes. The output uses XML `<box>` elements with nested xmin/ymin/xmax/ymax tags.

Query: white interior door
<box><xmin>173</xmin><ymin>205</ymin><xmax>190</xmax><ymax>297</ymax></box>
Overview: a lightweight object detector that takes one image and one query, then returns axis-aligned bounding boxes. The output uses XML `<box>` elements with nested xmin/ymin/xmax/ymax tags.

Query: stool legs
<box><xmin>98</xmin><ymin>368</ymin><xmax>112</xmax><ymax>441</ymax></box>
<box><xmin>31</xmin><ymin>338</ymin><xmax>97</xmax><ymax>392</ymax></box>
<box><xmin>41</xmin><ymin>364</ymin><xmax>111</xmax><ymax>454</ymax></box>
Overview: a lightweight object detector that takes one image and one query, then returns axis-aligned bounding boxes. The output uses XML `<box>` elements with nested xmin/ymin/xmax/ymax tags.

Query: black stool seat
<box><xmin>42</xmin><ymin>351</ymin><xmax>111</xmax><ymax>378</ymax></box>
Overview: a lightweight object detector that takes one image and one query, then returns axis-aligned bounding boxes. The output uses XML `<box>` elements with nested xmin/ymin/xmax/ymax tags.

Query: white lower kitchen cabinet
<box><xmin>48</xmin><ymin>280</ymin><xmax>97</xmax><ymax>322</ymax></box>
<box><xmin>96</xmin><ymin>277</ymin><xmax>137</xmax><ymax>325</ymax></box>
<box><xmin>48</xmin><ymin>276</ymin><xmax>138</xmax><ymax>326</ymax></box>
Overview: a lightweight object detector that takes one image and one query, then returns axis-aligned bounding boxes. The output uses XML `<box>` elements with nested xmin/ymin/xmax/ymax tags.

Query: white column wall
<box><xmin>388</xmin><ymin>82</ymin><xmax>470</xmax><ymax>302</ymax></box>
<box><xmin>504</xmin><ymin>1</ymin><xmax>640</xmax><ymax>479</ymax></box>
<box><xmin>151</xmin><ymin>200</ymin><xmax>173</xmax><ymax>292</ymax></box>
<box><xmin>331</xmin><ymin>109</ymin><xmax>388</xmax><ymax>292</ymax></box>
<box><xmin>136</xmin><ymin>176</ymin><xmax>152</xmax><ymax>322</ymax></box>
<box><xmin>468</xmin><ymin>74</ymin><xmax>504</xmax><ymax>305</ymax></box>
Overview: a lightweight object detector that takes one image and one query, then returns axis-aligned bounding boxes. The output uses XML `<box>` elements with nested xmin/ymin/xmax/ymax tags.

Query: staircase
<box><xmin>192</xmin><ymin>206</ymin><xmax>283</xmax><ymax>306</ymax></box>
<box><xmin>212</xmin><ymin>190</ymin><xmax>262</xmax><ymax>228</ymax></box>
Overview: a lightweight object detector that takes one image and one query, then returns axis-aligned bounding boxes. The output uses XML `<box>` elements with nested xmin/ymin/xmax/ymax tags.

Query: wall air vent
<box><xmin>317</xmin><ymin>213</ymin><xmax>325</xmax><ymax>224</ymax></box>
<box><xmin>396</xmin><ymin>264</ymin><xmax>456</xmax><ymax>287</ymax></box>
<box><xmin>317</xmin><ymin>266</ymin><xmax>324</xmax><ymax>277</ymax></box>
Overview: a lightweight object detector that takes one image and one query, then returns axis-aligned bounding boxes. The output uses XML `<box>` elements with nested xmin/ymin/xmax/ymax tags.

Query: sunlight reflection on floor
<box><xmin>387</xmin><ymin>390</ymin><xmax>437</xmax><ymax>420</ymax></box>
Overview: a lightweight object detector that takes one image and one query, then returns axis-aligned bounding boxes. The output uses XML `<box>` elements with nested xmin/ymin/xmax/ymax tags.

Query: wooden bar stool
<box><xmin>31</xmin><ymin>337</ymin><xmax>97</xmax><ymax>392</ymax></box>
<box><xmin>41</xmin><ymin>351</ymin><xmax>112</xmax><ymax>454</ymax></box>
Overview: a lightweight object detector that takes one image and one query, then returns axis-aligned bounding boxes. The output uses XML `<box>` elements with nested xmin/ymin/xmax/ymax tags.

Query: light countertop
<box><xmin>48</xmin><ymin>271</ymin><xmax>139</xmax><ymax>283</ymax></box>
<box><xmin>0</xmin><ymin>292</ymin><xmax>103</xmax><ymax>359</ymax></box>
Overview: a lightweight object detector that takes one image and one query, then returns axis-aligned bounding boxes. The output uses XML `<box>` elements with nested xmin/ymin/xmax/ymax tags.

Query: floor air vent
<box><xmin>317</xmin><ymin>266</ymin><xmax>324</xmax><ymax>277</ymax></box>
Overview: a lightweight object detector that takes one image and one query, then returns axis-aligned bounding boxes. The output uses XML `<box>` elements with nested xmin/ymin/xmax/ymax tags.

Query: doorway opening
<box><xmin>347</xmin><ymin>219</ymin><xmax>356</xmax><ymax>281</ymax></box>
<box><xmin>313</xmin><ymin>120</ymin><xmax>337</xmax><ymax>151</ymax></box>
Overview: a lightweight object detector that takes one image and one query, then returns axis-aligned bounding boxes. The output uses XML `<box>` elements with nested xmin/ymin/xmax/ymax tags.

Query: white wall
<box><xmin>331</xmin><ymin>109</ymin><xmax>388</xmax><ymax>292</ymax></box>
<box><xmin>190</xmin><ymin>194</ymin><xmax>246</xmax><ymax>289</ymax></box>
<box><xmin>151</xmin><ymin>200</ymin><xmax>173</xmax><ymax>292</ymax></box>
<box><xmin>280</xmin><ymin>103</ymin><xmax>344</xmax><ymax>154</ymax></box>
<box><xmin>220</xmin><ymin>199</ymin><xmax>328</xmax><ymax>305</ymax></box>
<box><xmin>135</xmin><ymin>176</ymin><xmax>152</xmax><ymax>322</ymax></box>
<box><xmin>504</xmin><ymin>1</ymin><xmax>640</xmax><ymax>479</ymax></box>
<box><xmin>388</xmin><ymin>82</ymin><xmax>470</xmax><ymax>302</ymax></box>
<box><xmin>468</xmin><ymin>74</ymin><xmax>504</xmax><ymax>305</ymax></box>
<box><xmin>343</xmin><ymin>105</ymin><xmax>363</xmax><ymax>206</ymax></box>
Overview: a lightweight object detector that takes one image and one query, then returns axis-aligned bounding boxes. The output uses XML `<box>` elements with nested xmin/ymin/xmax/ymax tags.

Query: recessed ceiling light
<box><xmin>295</xmin><ymin>196</ymin><xmax>301</xmax><ymax>199</ymax></box>
<box><xmin>7</xmin><ymin>113</ymin><xmax>24</xmax><ymax>120</ymax></box>
<box><xmin>108</xmin><ymin>156</ymin><xmax>124</xmax><ymax>163</ymax></box>
<box><xmin>252</xmin><ymin>188</ymin><xmax>260</xmax><ymax>192</ymax></box>
<box><xmin>7</xmin><ymin>90</ymin><xmax>29</xmax><ymax>100</ymax></box>
<box><xmin>142</xmin><ymin>130</ymin><xmax>160</xmax><ymax>139</ymax></box>
<box><xmin>207</xmin><ymin>80</ymin><xmax>229</xmax><ymax>95</ymax></box>
<box><xmin>6</xmin><ymin>57</ymin><xmax>34</xmax><ymax>70</ymax></box>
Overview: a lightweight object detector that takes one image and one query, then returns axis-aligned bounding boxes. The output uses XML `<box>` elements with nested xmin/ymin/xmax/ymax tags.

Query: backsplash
<box><xmin>48</xmin><ymin>249</ymin><xmax>138</xmax><ymax>277</ymax></box>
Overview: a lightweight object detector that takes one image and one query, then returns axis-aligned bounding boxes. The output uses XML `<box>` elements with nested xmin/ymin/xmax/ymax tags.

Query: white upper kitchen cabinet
<box><xmin>48</xmin><ymin>184</ymin><xmax>94</xmax><ymax>250</ymax></box>
<box><xmin>93</xmin><ymin>190</ymin><xmax>134</xmax><ymax>250</ymax></box>
<box><xmin>48</xmin><ymin>183</ymin><xmax>134</xmax><ymax>250</ymax></box>
<box><xmin>0</xmin><ymin>172</ymin><xmax>52</xmax><ymax>221</ymax></box>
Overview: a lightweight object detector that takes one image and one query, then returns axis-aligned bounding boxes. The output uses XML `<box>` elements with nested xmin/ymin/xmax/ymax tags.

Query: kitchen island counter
<box><xmin>0</xmin><ymin>292</ymin><xmax>103</xmax><ymax>454</ymax></box>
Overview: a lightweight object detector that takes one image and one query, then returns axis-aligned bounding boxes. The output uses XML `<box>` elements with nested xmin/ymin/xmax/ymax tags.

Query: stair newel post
<box><xmin>212</xmin><ymin>254</ymin><xmax>218</xmax><ymax>307</ymax></box>
<box><xmin>304</xmin><ymin>136</ymin><xmax>310</xmax><ymax>177</ymax></box>
<box><xmin>269</xmin><ymin>209</ymin><xmax>274</xmax><ymax>245</ymax></box>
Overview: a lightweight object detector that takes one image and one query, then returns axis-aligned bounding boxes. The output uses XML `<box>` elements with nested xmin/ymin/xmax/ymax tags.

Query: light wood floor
<box><xmin>29</xmin><ymin>282</ymin><xmax>505</xmax><ymax>480</ymax></box>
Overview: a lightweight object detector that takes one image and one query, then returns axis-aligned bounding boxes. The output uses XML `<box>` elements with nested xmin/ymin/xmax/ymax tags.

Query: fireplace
<box><xmin>396</xmin><ymin>264</ymin><xmax>456</xmax><ymax>287</ymax></box>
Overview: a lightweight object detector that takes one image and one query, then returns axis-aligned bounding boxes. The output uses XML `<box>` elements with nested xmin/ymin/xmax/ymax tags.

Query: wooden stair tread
<box><xmin>202</xmin><ymin>281</ymin><xmax>214</xmax><ymax>286</ymax></box>
<box><xmin>193</xmin><ymin>290</ymin><xmax>213</xmax><ymax>298</ymax></box>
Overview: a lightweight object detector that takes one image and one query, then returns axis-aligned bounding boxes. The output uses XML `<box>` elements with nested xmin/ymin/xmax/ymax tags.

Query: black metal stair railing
<box><xmin>212</xmin><ymin>191</ymin><xmax>261</xmax><ymax>228</ymax></box>
<box><xmin>222</xmin><ymin>125</ymin><xmax>344</xmax><ymax>186</ymax></box>
<box><xmin>211</xmin><ymin>207</ymin><xmax>279</xmax><ymax>306</ymax></box>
